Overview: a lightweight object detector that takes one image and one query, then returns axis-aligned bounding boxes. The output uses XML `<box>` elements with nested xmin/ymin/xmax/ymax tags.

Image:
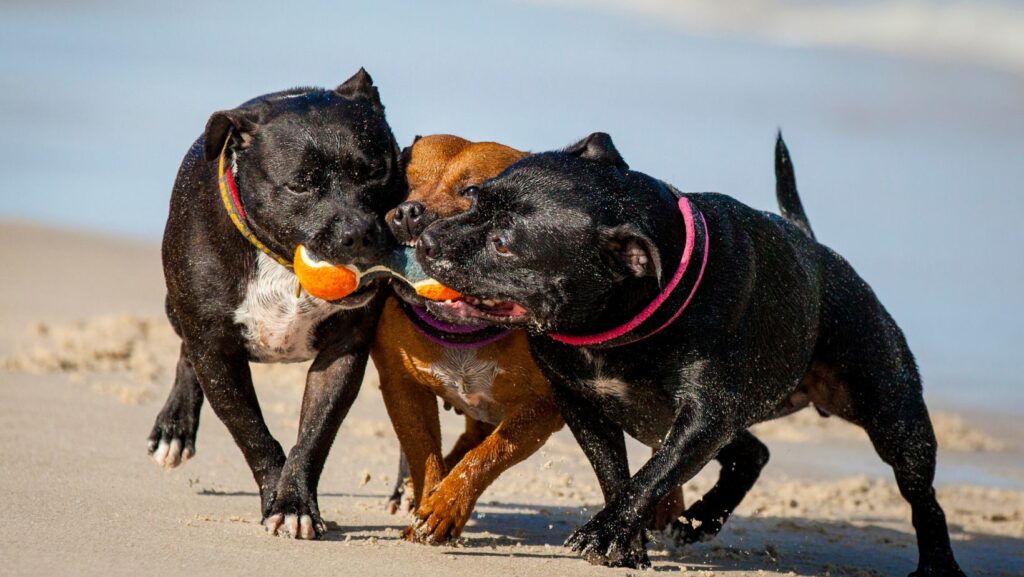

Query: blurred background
<box><xmin>1</xmin><ymin>0</ymin><xmax>1022</xmax><ymax>412</ymax></box>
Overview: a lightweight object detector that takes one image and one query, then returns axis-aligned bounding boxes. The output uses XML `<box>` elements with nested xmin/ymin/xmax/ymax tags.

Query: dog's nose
<box><xmin>340</xmin><ymin>220</ymin><xmax>375</xmax><ymax>249</ymax></box>
<box><xmin>393</xmin><ymin>201</ymin><xmax>425</xmax><ymax>226</ymax></box>
<box><xmin>417</xmin><ymin>230</ymin><xmax>441</xmax><ymax>260</ymax></box>
<box><xmin>390</xmin><ymin>201</ymin><xmax>432</xmax><ymax>244</ymax></box>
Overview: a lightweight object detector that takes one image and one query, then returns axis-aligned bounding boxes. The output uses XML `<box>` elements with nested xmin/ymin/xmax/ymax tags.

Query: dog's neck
<box><xmin>217</xmin><ymin>142</ymin><xmax>293</xmax><ymax>268</ymax></box>
<box><xmin>548</xmin><ymin>190</ymin><xmax>706</xmax><ymax>348</ymax></box>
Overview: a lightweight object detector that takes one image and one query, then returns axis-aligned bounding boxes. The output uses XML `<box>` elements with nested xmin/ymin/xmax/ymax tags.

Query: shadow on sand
<box><xmin>197</xmin><ymin>489</ymin><xmax>1023</xmax><ymax>575</ymax></box>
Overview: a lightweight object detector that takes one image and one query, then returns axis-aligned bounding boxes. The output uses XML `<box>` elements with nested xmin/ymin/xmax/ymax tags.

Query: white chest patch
<box><xmin>234</xmin><ymin>252</ymin><xmax>344</xmax><ymax>363</ymax></box>
<box><xmin>416</xmin><ymin>348</ymin><xmax>504</xmax><ymax>424</ymax></box>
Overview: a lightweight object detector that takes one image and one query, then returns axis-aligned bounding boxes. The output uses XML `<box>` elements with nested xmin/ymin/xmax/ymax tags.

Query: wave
<box><xmin>531</xmin><ymin>0</ymin><xmax>1024</xmax><ymax>75</ymax></box>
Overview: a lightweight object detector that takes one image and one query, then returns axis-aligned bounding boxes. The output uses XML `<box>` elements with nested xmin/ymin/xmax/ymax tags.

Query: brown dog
<box><xmin>372</xmin><ymin>135</ymin><xmax>685</xmax><ymax>544</ymax></box>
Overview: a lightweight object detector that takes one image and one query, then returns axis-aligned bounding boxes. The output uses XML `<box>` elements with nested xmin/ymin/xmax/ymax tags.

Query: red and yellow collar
<box><xmin>216</xmin><ymin>138</ymin><xmax>292</xmax><ymax>268</ymax></box>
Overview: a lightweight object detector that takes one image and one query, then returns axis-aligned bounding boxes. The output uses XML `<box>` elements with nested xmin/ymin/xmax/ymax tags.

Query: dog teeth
<box><xmin>482</xmin><ymin>299</ymin><xmax>497</xmax><ymax>307</ymax></box>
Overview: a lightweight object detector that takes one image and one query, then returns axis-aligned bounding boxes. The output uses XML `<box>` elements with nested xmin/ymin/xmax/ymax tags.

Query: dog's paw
<box><xmin>670</xmin><ymin>501</ymin><xmax>727</xmax><ymax>545</ymax></box>
<box><xmin>146</xmin><ymin>409</ymin><xmax>198</xmax><ymax>469</ymax></box>
<box><xmin>566</xmin><ymin>516</ymin><xmax>650</xmax><ymax>569</ymax></box>
<box><xmin>263</xmin><ymin>480</ymin><xmax>324</xmax><ymax>540</ymax></box>
<box><xmin>669</xmin><ymin>515</ymin><xmax>723</xmax><ymax>545</ymax></box>
<box><xmin>404</xmin><ymin>487</ymin><xmax>470</xmax><ymax>545</ymax></box>
<box><xmin>385</xmin><ymin>477</ymin><xmax>415</xmax><ymax>515</ymax></box>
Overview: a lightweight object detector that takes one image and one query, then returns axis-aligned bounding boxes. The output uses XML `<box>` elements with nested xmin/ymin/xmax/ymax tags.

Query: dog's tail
<box><xmin>775</xmin><ymin>131</ymin><xmax>815</xmax><ymax>240</ymax></box>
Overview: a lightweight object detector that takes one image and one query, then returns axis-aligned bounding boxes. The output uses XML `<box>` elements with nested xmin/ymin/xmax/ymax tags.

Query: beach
<box><xmin>2</xmin><ymin>0</ymin><xmax>1023</xmax><ymax>574</ymax></box>
<box><xmin>1</xmin><ymin>220</ymin><xmax>1021</xmax><ymax>577</ymax></box>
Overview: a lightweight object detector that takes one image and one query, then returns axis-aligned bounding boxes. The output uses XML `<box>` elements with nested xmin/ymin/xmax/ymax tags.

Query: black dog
<box><xmin>416</xmin><ymin>133</ymin><xmax>965</xmax><ymax>576</ymax></box>
<box><xmin>149</xmin><ymin>69</ymin><xmax>404</xmax><ymax>539</ymax></box>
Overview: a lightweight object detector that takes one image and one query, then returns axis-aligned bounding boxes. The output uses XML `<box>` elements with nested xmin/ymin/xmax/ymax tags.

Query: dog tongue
<box><xmin>388</xmin><ymin>246</ymin><xmax>462</xmax><ymax>301</ymax></box>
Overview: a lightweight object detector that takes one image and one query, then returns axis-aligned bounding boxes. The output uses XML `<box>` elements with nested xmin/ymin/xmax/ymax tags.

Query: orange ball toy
<box><xmin>413</xmin><ymin>280</ymin><xmax>462</xmax><ymax>302</ymax></box>
<box><xmin>293</xmin><ymin>244</ymin><xmax>358</xmax><ymax>301</ymax></box>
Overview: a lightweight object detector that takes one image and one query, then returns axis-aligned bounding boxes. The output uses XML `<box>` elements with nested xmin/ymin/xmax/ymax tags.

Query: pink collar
<box><xmin>548</xmin><ymin>196</ymin><xmax>708</xmax><ymax>348</ymax></box>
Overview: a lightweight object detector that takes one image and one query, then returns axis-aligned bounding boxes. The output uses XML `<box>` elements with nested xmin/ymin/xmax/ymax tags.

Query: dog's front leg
<box><xmin>263</xmin><ymin>326</ymin><xmax>374</xmax><ymax>540</ymax></box>
<box><xmin>541</xmin><ymin>369</ymin><xmax>645</xmax><ymax>567</ymax></box>
<box><xmin>412</xmin><ymin>400</ymin><xmax>562</xmax><ymax>544</ymax></box>
<box><xmin>186</xmin><ymin>342</ymin><xmax>287</xmax><ymax>513</ymax></box>
<box><xmin>547</xmin><ymin>374</ymin><xmax>630</xmax><ymax>505</ymax></box>
<box><xmin>567</xmin><ymin>394</ymin><xmax>731</xmax><ymax>568</ymax></box>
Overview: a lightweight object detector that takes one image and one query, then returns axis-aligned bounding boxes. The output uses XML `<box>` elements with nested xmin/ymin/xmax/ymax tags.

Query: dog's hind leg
<box><xmin>650</xmin><ymin>463</ymin><xmax>686</xmax><ymax>531</ymax></box>
<box><xmin>815</xmin><ymin>358</ymin><xmax>965</xmax><ymax>576</ymax></box>
<box><xmin>813</xmin><ymin>254</ymin><xmax>964</xmax><ymax>576</ymax></box>
<box><xmin>376</xmin><ymin>364</ymin><xmax>445</xmax><ymax>521</ymax></box>
<box><xmin>387</xmin><ymin>416</ymin><xmax>493</xmax><ymax>515</ymax></box>
<box><xmin>669</xmin><ymin>429</ymin><xmax>769</xmax><ymax>543</ymax></box>
<box><xmin>386</xmin><ymin>452</ymin><xmax>413</xmax><ymax>514</ymax></box>
<box><xmin>148</xmin><ymin>343</ymin><xmax>204</xmax><ymax>468</ymax></box>
<box><xmin>860</xmin><ymin>395</ymin><xmax>964</xmax><ymax>577</ymax></box>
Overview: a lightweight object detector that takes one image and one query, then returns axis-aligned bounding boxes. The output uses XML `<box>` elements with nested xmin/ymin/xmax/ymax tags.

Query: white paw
<box><xmin>148</xmin><ymin>438</ymin><xmax>193</xmax><ymax>469</ymax></box>
<box><xmin>264</xmin><ymin>513</ymin><xmax>316</xmax><ymax>539</ymax></box>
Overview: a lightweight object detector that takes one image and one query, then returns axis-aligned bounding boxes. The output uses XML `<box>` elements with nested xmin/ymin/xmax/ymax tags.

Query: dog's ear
<box><xmin>336</xmin><ymin>67</ymin><xmax>382</xmax><ymax>110</ymax></box>
<box><xmin>564</xmin><ymin>132</ymin><xmax>628</xmax><ymax>171</ymax></box>
<box><xmin>203</xmin><ymin>108</ymin><xmax>259</xmax><ymax>162</ymax></box>
<box><xmin>398</xmin><ymin>135</ymin><xmax>422</xmax><ymax>170</ymax></box>
<box><xmin>600</xmin><ymin>224</ymin><xmax>661</xmax><ymax>279</ymax></box>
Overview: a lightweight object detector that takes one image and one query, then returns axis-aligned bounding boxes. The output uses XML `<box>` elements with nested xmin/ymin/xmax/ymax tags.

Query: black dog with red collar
<box><xmin>150</xmin><ymin>69</ymin><xmax>404</xmax><ymax>539</ymax></box>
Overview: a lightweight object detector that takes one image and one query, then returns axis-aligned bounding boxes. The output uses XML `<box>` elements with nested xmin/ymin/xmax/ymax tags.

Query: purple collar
<box><xmin>407</xmin><ymin>305</ymin><xmax>513</xmax><ymax>349</ymax></box>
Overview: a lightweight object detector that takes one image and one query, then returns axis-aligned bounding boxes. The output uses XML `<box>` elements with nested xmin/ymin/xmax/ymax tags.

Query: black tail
<box><xmin>775</xmin><ymin>132</ymin><xmax>815</xmax><ymax>240</ymax></box>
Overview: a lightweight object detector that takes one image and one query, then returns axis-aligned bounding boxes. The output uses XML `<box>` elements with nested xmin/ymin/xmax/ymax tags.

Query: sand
<box><xmin>1</xmin><ymin>220</ymin><xmax>1022</xmax><ymax>577</ymax></box>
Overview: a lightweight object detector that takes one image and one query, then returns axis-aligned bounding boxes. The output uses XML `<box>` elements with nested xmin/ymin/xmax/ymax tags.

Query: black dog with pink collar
<box><xmin>415</xmin><ymin>133</ymin><xmax>965</xmax><ymax>576</ymax></box>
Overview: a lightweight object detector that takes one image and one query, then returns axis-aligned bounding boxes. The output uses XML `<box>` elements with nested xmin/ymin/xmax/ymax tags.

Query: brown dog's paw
<box><xmin>405</xmin><ymin>488</ymin><xmax>471</xmax><ymax>545</ymax></box>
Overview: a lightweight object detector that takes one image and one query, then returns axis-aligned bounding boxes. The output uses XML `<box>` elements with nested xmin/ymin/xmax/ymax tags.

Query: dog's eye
<box><xmin>461</xmin><ymin>186</ymin><xmax>479</xmax><ymax>198</ymax></box>
<box><xmin>285</xmin><ymin>183</ymin><xmax>311</xmax><ymax>196</ymax></box>
<box><xmin>491</xmin><ymin>234</ymin><xmax>512</xmax><ymax>256</ymax></box>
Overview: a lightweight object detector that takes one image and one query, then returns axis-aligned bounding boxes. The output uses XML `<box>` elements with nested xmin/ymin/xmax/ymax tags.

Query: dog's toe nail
<box><xmin>299</xmin><ymin>515</ymin><xmax>314</xmax><ymax>539</ymax></box>
<box><xmin>151</xmin><ymin>439</ymin><xmax>170</xmax><ymax>466</ymax></box>
<box><xmin>264</xmin><ymin>514</ymin><xmax>283</xmax><ymax>535</ymax></box>
<box><xmin>164</xmin><ymin>438</ymin><xmax>183</xmax><ymax>468</ymax></box>
<box><xmin>284</xmin><ymin>514</ymin><xmax>299</xmax><ymax>537</ymax></box>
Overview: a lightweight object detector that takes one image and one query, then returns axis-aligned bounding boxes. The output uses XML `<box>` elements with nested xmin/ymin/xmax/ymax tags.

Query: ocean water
<box><xmin>0</xmin><ymin>0</ymin><xmax>1021</xmax><ymax>412</ymax></box>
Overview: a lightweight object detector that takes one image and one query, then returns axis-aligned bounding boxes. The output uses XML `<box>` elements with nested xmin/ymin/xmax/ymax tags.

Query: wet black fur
<box><xmin>149</xmin><ymin>69</ymin><xmax>404</xmax><ymax>537</ymax></box>
<box><xmin>417</xmin><ymin>133</ymin><xmax>965</xmax><ymax>575</ymax></box>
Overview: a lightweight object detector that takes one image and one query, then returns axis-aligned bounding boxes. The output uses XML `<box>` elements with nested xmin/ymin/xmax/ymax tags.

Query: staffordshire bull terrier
<box><xmin>374</xmin><ymin>134</ymin><xmax>563</xmax><ymax>544</ymax></box>
<box><xmin>149</xmin><ymin>68</ymin><xmax>403</xmax><ymax>540</ymax></box>
<box><xmin>415</xmin><ymin>133</ymin><xmax>965</xmax><ymax>576</ymax></box>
